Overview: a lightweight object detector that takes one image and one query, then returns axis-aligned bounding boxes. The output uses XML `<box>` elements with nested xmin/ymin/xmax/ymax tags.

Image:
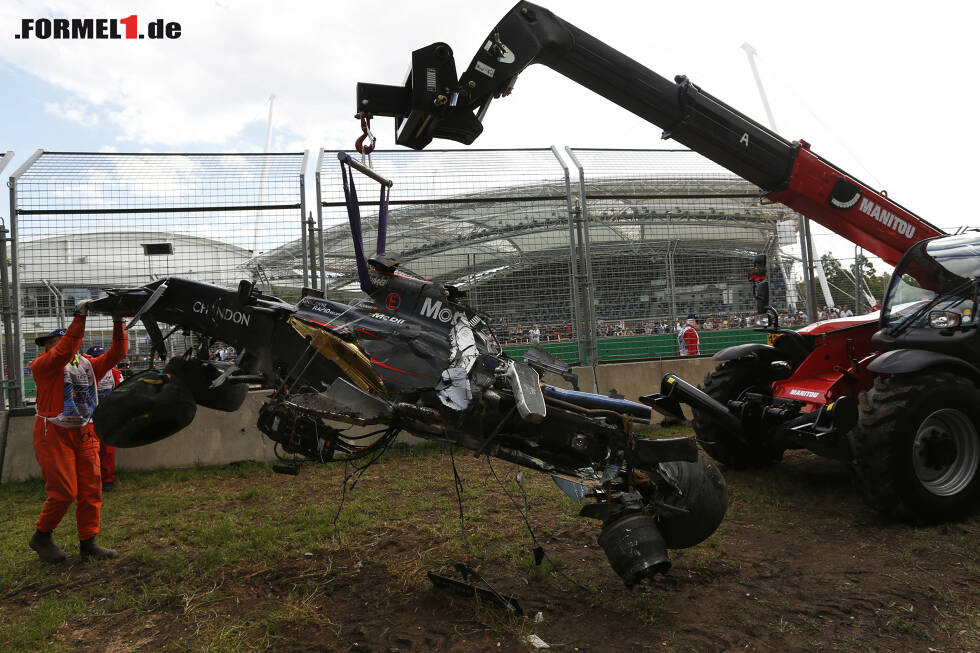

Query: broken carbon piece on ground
<box><xmin>427</xmin><ymin>563</ymin><xmax>523</xmax><ymax>615</ymax></box>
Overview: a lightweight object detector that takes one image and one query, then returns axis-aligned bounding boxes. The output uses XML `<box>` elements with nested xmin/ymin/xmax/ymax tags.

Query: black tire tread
<box><xmin>850</xmin><ymin>371</ymin><xmax>980</xmax><ymax>523</ymax></box>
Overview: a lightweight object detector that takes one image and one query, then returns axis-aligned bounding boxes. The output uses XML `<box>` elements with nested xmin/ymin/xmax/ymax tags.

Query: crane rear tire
<box><xmin>693</xmin><ymin>360</ymin><xmax>784</xmax><ymax>468</ymax></box>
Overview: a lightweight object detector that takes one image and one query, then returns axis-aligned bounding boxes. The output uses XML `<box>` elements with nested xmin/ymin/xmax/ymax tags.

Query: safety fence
<box><xmin>315</xmin><ymin>147</ymin><xmax>583</xmax><ymax>358</ymax></box>
<box><xmin>5</xmin><ymin>151</ymin><xmax>308</xmax><ymax>405</ymax></box>
<box><xmin>310</xmin><ymin>148</ymin><xmax>808</xmax><ymax>365</ymax></box>
<box><xmin>4</xmin><ymin>147</ymin><xmax>824</xmax><ymax>406</ymax></box>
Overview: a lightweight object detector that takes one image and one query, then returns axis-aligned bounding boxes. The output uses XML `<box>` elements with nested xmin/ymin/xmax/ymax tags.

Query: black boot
<box><xmin>79</xmin><ymin>536</ymin><xmax>118</xmax><ymax>560</ymax></box>
<box><xmin>29</xmin><ymin>530</ymin><xmax>67</xmax><ymax>563</ymax></box>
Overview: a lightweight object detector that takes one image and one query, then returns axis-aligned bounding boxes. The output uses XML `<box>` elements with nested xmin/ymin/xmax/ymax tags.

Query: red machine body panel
<box><xmin>797</xmin><ymin>312</ymin><xmax>879</xmax><ymax>337</ymax></box>
<box><xmin>764</xmin><ymin>147</ymin><xmax>943</xmax><ymax>267</ymax></box>
<box><xmin>771</xmin><ymin>322</ymin><xmax>878</xmax><ymax>412</ymax></box>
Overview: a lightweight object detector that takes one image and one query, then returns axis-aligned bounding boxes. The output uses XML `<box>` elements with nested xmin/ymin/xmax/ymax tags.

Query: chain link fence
<box><xmin>310</xmin><ymin>147</ymin><xmax>583</xmax><ymax>358</ymax></box>
<box><xmin>4</xmin><ymin>147</ymin><xmax>815</xmax><ymax>406</ymax></box>
<box><xmin>7</xmin><ymin>151</ymin><xmax>308</xmax><ymax>404</ymax></box>
<box><xmin>565</xmin><ymin>149</ymin><xmax>801</xmax><ymax>362</ymax></box>
<box><xmin>303</xmin><ymin>148</ymin><xmax>803</xmax><ymax>366</ymax></box>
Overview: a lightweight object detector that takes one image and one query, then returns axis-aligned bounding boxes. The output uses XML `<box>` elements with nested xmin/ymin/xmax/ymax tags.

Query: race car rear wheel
<box><xmin>656</xmin><ymin>453</ymin><xmax>728</xmax><ymax>549</ymax></box>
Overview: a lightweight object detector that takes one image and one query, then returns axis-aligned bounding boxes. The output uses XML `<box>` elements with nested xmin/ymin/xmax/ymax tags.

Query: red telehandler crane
<box><xmin>357</xmin><ymin>2</ymin><xmax>980</xmax><ymax>523</ymax></box>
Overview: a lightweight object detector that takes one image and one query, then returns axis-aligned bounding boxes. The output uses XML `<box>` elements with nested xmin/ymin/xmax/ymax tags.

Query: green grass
<box><xmin>1</xmin><ymin>441</ymin><xmax>977</xmax><ymax>651</ymax></box>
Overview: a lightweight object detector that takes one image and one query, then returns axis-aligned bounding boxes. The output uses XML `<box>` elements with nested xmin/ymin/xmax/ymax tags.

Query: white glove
<box><xmin>74</xmin><ymin>299</ymin><xmax>94</xmax><ymax>316</ymax></box>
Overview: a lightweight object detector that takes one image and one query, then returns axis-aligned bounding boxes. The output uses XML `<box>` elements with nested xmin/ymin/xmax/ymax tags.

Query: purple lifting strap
<box><xmin>338</xmin><ymin>153</ymin><xmax>392</xmax><ymax>295</ymax></box>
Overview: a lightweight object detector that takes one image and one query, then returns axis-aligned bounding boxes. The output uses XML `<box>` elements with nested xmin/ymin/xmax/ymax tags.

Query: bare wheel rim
<box><xmin>912</xmin><ymin>408</ymin><xmax>980</xmax><ymax>497</ymax></box>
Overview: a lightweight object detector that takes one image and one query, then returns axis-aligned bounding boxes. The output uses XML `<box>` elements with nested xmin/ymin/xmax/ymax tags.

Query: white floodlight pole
<box><xmin>741</xmin><ymin>43</ymin><xmax>779</xmax><ymax>132</ymax></box>
<box><xmin>253</xmin><ymin>94</ymin><xmax>276</xmax><ymax>258</ymax></box>
<box><xmin>742</xmin><ymin>43</ymin><xmax>828</xmax><ymax>320</ymax></box>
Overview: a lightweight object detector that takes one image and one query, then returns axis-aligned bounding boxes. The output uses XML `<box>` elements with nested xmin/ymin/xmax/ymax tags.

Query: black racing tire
<box><xmin>850</xmin><ymin>372</ymin><xmax>980</xmax><ymax>524</ymax></box>
<box><xmin>656</xmin><ymin>453</ymin><xmax>728</xmax><ymax>549</ymax></box>
<box><xmin>164</xmin><ymin>357</ymin><xmax>248</xmax><ymax>412</ymax></box>
<box><xmin>692</xmin><ymin>360</ymin><xmax>784</xmax><ymax>468</ymax></box>
<box><xmin>93</xmin><ymin>369</ymin><xmax>197</xmax><ymax>447</ymax></box>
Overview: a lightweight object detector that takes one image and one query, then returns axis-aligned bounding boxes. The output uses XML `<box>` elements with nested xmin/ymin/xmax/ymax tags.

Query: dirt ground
<box><xmin>2</xmin><ymin>447</ymin><xmax>978</xmax><ymax>652</ymax></box>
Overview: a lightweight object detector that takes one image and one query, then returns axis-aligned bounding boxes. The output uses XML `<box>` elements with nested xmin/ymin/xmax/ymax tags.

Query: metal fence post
<box><xmin>8</xmin><ymin>149</ymin><xmax>44</xmax><ymax>407</ymax></box>
<box><xmin>299</xmin><ymin>150</ymin><xmax>310</xmax><ymax>289</ymax></box>
<box><xmin>0</xmin><ymin>151</ymin><xmax>13</xmax><ymax>407</ymax></box>
<box><xmin>550</xmin><ymin>146</ymin><xmax>584</xmax><ymax>365</ymax></box>
<box><xmin>666</xmin><ymin>241</ymin><xmax>677</xmax><ymax>328</ymax></box>
<box><xmin>300</xmin><ymin>214</ymin><xmax>309</xmax><ymax>289</ymax></box>
<box><xmin>564</xmin><ymin>147</ymin><xmax>598</xmax><ymax>374</ymax></box>
<box><xmin>307</xmin><ymin>214</ymin><xmax>318</xmax><ymax>290</ymax></box>
<box><xmin>314</xmin><ymin>149</ymin><xmax>326</xmax><ymax>292</ymax></box>
<box><xmin>0</xmin><ymin>224</ymin><xmax>9</xmax><ymax>405</ymax></box>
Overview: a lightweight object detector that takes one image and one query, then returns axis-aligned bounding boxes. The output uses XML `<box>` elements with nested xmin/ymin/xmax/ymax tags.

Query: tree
<box><xmin>819</xmin><ymin>252</ymin><xmax>889</xmax><ymax>310</ymax></box>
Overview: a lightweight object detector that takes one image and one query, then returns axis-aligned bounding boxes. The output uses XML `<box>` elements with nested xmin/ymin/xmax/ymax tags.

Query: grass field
<box><xmin>1</xmin><ymin>433</ymin><xmax>977</xmax><ymax>652</ymax></box>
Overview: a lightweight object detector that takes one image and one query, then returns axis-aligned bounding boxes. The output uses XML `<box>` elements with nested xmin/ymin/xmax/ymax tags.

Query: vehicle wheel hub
<box><xmin>917</xmin><ymin>428</ymin><xmax>958</xmax><ymax>469</ymax></box>
<box><xmin>912</xmin><ymin>409</ymin><xmax>980</xmax><ymax>496</ymax></box>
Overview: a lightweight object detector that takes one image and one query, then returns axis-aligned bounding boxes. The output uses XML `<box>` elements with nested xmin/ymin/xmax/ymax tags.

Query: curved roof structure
<box><xmin>252</xmin><ymin>175</ymin><xmax>796</xmax><ymax>290</ymax></box>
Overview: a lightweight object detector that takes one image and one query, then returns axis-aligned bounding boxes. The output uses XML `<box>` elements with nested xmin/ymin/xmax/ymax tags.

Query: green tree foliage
<box><xmin>819</xmin><ymin>252</ymin><xmax>890</xmax><ymax>308</ymax></box>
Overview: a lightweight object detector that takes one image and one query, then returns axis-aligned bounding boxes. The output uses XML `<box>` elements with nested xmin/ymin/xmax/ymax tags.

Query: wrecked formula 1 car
<box><xmin>89</xmin><ymin>155</ymin><xmax>726</xmax><ymax>587</ymax></box>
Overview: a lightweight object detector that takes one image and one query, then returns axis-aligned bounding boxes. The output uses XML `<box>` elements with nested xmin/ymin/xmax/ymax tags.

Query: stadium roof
<box><xmin>251</xmin><ymin>175</ymin><xmax>798</xmax><ymax>289</ymax></box>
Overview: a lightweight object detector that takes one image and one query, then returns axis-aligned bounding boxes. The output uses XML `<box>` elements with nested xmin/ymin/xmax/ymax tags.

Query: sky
<box><xmin>2</xmin><ymin>0</ymin><xmax>979</xmax><ymax>270</ymax></box>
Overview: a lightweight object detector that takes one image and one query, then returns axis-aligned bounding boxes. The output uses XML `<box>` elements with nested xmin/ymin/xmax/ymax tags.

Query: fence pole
<box><xmin>0</xmin><ymin>224</ymin><xmax>12</xmax><ymax>407</ymax></box>
<box><xmin>667</xmin><ymin>240</ymin><xmax>677</xmax><ymax>328</ymax></box>
<box><xmin>314</xmin><ymin>149</ymin><xmax>326</xmax><ymax>292</ymax></box>
<box><xmin>564</xmin><ymin>147</ymin><xmax>598</xmax><ymax>377</ymax></box>
<box><xmin>551</xmin><ymin>146</ymin><xmax>584</xmax><ymax>365</ymax></box>
<box><xmin>853</xmin><ymin>245</ymin><xmax>862</xmax><ymax>314</ymax></box>
<box><xmin>299</xmin><ymin>150</ymin><xmax>309</xmax><ymax>289</ymax></box>
<box><xmin>300</xmin><ymin>214</ymin><xmax>309</xmax><ymax>289</ymax></box>
<box><xmin>7</xmin><ymin>149</ymin><xmax>44</xmax><ymax>407</ymax></box>
<box><xmin>307</xmin><ymin>214</ymin><xmax>318</xmax><ymax>290</ymax></box>
<box><xmin>0</xmin><ymin>152</ymin><xmax>13</xmax><ymax>407</ymax></box>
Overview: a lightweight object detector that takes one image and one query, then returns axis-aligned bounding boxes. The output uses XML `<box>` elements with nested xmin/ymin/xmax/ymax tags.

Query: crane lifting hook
<box><xmin>354</xmin><ymin>111</ymin><xmax>376</xmax><ymax>155</ymax></box>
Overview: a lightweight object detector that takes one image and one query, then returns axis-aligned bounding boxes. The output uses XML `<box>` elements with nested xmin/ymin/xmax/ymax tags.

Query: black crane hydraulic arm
<box><xmin>356</xmin><ymin>1</ymin><xmax>944</xmax><ymax>266</ymax></box>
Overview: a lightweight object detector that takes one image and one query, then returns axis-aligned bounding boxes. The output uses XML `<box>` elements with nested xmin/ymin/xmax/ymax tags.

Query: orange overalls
<box><xmin>31</xmin><ymin>315</ymin><xmax>128</xmax><ymax>539</ymax></box>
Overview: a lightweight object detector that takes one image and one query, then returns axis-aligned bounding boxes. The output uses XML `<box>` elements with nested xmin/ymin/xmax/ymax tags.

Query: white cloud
<box><xmin>44</xmin><ymin>100</ymin><xmax>99</xmax><ymax>127</ymax></box>
<box><xmin>2</xmin><ymin>0</ymin><xmax>979</xmax><ymax>241</ymax></box>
